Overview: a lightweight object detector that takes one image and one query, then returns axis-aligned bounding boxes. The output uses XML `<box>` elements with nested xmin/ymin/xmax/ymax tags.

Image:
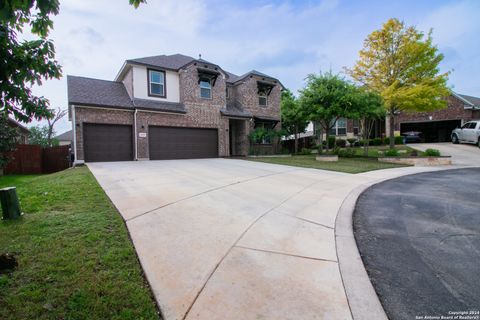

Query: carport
<box><xmin>400</xmin><ymin>119</ymin><xmax>461</xmax><ymax>142</ymax></box>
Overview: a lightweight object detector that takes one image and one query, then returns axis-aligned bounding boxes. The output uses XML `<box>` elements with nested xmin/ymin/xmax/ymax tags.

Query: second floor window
<box><xmin>148</xmin><ymin>69</ymin><xmax>165</xmax><ymax>97</ymax></box>
<box><xmin>259</xmin><ymin>91</ymin><xmax>268</xmax><ymax>106</ymax></box>
<box><xmin>200</xmin><ymin>78</ymin><xmax>212</xmax><ymax>99</ymax></box>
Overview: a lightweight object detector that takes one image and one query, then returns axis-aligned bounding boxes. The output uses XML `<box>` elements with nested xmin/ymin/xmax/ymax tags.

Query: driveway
<box><xmin>411</xmin><ymin>142</ymin><xmax>480</xmax><ymax>166</ymax></box>
<box><xmin>354</xmin><ymin>168</ymin><xmax>480</xmax><ymax>320</ymax></box>
<box><xmin>88</xmin><ymin>159</ymin><xmax>442</xmax><ymax>320</ymax></box>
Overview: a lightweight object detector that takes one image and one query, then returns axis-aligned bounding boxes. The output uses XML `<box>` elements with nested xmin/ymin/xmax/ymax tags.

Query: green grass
<box><xmin>247</xmin><ymin>155</ymin><xmax>409</xmax><ymax>174</ymax></box>
<box><xmin>351</xmin><ymin>145</ymin><xmax>418</xmax><ymax>157</ymax></box>
<box><xmin>0</xmin><ymin>168</ymin><xmax>159</xmax><ymax>320</ymax></box>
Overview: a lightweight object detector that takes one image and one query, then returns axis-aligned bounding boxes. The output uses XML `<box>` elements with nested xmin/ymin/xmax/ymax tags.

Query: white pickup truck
<box><xmin>451</xmin><ymin>120</ymin><xmax>480</xmax><ymax>147</ymax></box>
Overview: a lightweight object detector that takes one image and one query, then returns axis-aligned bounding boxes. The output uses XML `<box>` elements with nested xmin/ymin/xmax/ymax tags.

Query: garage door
<box><xmin>83</xmin><ymin>123</ymin><xmax>133</xmax><ymax>162</ymax></box>
<box><xmin>149</xmin><ymin>126</ymin><xmax>218</xmax><ymax>160</ymax></box>
<box><xmin>400</xmin><ymin>120</ymin><xmax>461</xmax><ymax>143</ymax></box>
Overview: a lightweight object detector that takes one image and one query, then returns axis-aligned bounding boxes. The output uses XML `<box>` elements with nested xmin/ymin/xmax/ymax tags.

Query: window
<box><xmin>462</xmin><ymin>122</ymin><xmax>473</xmax><ymax>129</ymax></box>
<box><xmin>259</xmin><ymin>91</ymin><xmax>268</xmax><ymax>106</ymax></box>
<box><xmin>200</xmin><ymin>78</ymin><xmax>212</xmax><ymax>99</ymax></box>
<box><xmin>329</xmin><ymin>118</ymin><xmax>347</xmax><ymax>136</ymax></box>
<box><xmin>148</xmin><ymin>69</ymin><xmax>165</xmax><ymax>97</ymax></box>
<box><xmin>226</xmin><ymin>87</ymin><xmax>229</xmax><ymax>98</ymax></box>
<box><xmin>353</xmin><ymin>120</ymin><xmax>360</xmax><ymax>135</ymax></box>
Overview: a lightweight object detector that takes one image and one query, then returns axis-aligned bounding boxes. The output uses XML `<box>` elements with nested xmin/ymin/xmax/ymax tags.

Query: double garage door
<box><xmin>400</xmin><ymin>120</ymin><xmax>461</xmax><ymax>143</ymax></box>
<box><xmin>83</xmin><ymin>123</ymin><xmax>218</xmax><ymax>162</ymax></box>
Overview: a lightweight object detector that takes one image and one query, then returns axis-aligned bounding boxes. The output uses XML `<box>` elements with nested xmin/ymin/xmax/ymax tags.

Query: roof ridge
<box><xmin>67</xmin><ymin>75</ymin><xmax>121</xmax><ymax>84</ymax></box>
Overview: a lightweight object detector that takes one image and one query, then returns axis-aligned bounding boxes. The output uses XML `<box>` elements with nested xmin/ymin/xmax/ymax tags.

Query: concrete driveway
<box><xmin>411</xmin><ymin>142</ymin><xmax>480</xmax><ymax>166</ymax></box>
<box><xmin>88</xmin><ymin>159</ymin><xmax>442</xmax><ymax>320</ymax></box>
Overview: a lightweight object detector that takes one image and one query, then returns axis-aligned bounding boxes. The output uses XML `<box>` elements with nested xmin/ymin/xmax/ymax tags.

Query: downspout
<box><xmin>72</xmin><ymin>105</ymin><xmax>78</xmax><ymax>164</ymax></box>
<box><xmin>134</xmin><ymin>109</ymin><xmax>138</xmax><ymax>160</ymax></box>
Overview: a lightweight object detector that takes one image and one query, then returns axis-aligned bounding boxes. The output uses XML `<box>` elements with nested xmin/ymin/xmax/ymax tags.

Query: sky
<box><xmin>28</xmin><ymin>0</ymin><xmax>480</xmax><ymax>134</ymax></box>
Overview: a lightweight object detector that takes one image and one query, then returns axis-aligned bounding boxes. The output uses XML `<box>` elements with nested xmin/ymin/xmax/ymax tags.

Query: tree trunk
<box><xmin>317</xmin><ymin>124</ymin><xmax>324</xmax><ymax>154</ymax></box>
<box><xmin>362</xmin><ymin>119</ymin><xmax>369</xmax><ymax>157</ymax></box>
<box><xmin>294</xmin><ymin>125</ymin><xmax>298</xmax><ymax>154</ymax></box>
<box><xmin>0</xmin><ymin>187</ymin><xmax>22</xmax><ymax>220</ymax></box>
<box><xmin>389</xmin><ymin>110</ymin><xmax>395</xmax><ymax>149</ymax></box>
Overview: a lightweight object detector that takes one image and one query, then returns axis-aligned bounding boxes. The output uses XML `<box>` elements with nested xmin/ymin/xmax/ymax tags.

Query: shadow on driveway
<box><xmin>354</xmin><ymin>168</ymin><xmax>480</xmax><ymax>320</ymax></box>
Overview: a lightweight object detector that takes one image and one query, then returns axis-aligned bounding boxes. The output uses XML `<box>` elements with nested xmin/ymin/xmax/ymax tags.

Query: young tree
<box><xmin>299</xmin><ymin>72</ymin><xmax>357</xmax><ymax>153</ymax></box>
<box><xmin>349</xmin><ymin>89</ymin><xmax>385</xmax><ymax>156</ymax></box>
<box><xmin>0</xmin><ymin>0</ymin><xmax>146</xmax><ymax>123</ymax></box>
<box><xmin>46</xmin><ymin>107</ymin><xmax>67</xmax><ymax>146</ymax></box>
<box><xmin>347</xmin><ymin>18</ymin><xmax>450</xmax><ymax>148</ymax></box>
<box><xmin>0</xmin><ymin>115</ymin><xmax>19</xmax><ymax>170</ymax></box>
<box><xmin>281</xmin><ymin>89</ymin><xmax>309</xmax><ymax>154</ymax></box>
<box><xmin>28</xmin><ymin>125</ymin><xmax>58</xmax><ymax>147</ymax></box>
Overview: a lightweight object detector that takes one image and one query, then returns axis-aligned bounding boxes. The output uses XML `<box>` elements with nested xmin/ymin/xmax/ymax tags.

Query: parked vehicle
<box><xmin>451</xmin><ymin>120</ymin><xmax>480</xmax><ymax>147</ymax></box>
<box><xmin>401</xmin><ymin>131</ymin><xmax>424</xmax><ymax>143</ymax></box>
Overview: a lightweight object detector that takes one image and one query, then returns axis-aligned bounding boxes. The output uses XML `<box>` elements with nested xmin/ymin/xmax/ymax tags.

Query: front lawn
<box><xmin>0</xmin><ymin>168</ymin><xmax>159</xmax><ymax>320</ymax></box>
<box><xmin>247</xmin><ymin>155</ymin><xmax>408</xmax><ymax>173</ymax></box>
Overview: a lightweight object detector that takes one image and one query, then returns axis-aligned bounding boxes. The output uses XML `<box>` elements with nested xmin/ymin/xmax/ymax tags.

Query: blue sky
<box><xmin>31</xmin><ymin>0</ymin><xmax>480</xmax><ymax>133</ymax></box>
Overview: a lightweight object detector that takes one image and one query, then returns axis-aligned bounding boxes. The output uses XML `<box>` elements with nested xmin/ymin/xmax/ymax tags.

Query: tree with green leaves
<box><xmin>0</xmin><ymin>0</ymin><xmax>145</xmax><ymax>122</ymax></box>
<box><xmin>299</xmin><ymin>72</ymin><xmax>358</xmax><ymax>153</ymax></box>
<box><xmin>0</xmin><ymin>115</ymin><xmax>19</xmax><ymax>170</ymax></box>
<box><xmin>281</xmin><ymin>89</ymin><xmax>309</xmax><ymax>154</ymax></box>
<box><xmin>28</xmin><ymin>125</ymin><xmax>58</xmax><ymax>147</ymax></box>
<box><xmin>350</xmin><ymin>89</ymin><xmax>385</xmax><ymax>156</ymax></box>
<box><xmin>347</xmin><ymin>18</ymin><xmax>450</xmax><ymax>148</ymax></box>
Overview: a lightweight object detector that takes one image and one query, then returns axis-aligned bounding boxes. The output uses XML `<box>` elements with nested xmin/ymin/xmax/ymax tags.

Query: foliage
<box><xmin>0</xmin><ymin>115</ymin><xmax>19</xmax><ymax>168</ymax></box>
<box><xmin>299</xmin><ymin>72</ymin><xmax>355</xmax><ymax>151</ymax></box>
<box><xmin>384</xmin><ymin>149</ymin><xmax>399</xmax><ymax>156</ymax></box>
<box><xmin>424</xmin><ymin>148</ymin><xmax>441</xmax><ymax>156</ymax></box>
<box><xmin>248</xmin><ymin>127</ymin><xmax>279</xmax><ymax>144</ymax></box>
<box><xmin>28</xmin><ymin>125</ymin><xmax>58</xmax><ymax>147</ymax></box>
<box><xmin>0</xmin><ymin>0</ymin><xmax>145</xmax><ymax>122</ymax></box>
<box><xmin>297</xmin><ymin>148</ymin><xmax>312</xmax><ymax>155</ymax></box>
<box><xmin>247</xmin><ymin>155</ymin><xmax>408</xmax><ymax>174</ymax></box>
<box><xmin>370</xmin><ymin>138</ymin><xmax>382</xmax><ymax>146</ymax></box>
<box><xmin>335</xmin><ymin>139</ymin><xmax>347</xmax><ymax>148</ymax></box>
<box><xmin>336</xmin><ymin>148</ymin><xmax>356</xmax><ymax>158</ymax></box>
<box><xmin>347</xmin><ymin>138</ymin><xmax>357</xmax><ymax>146</ymax></box>
<box><xmin>0</xmin><ymin>167</ymin><xmax>158</xmax><ymax>319</ymax></box>
<box><xmin>46</xmin><ymin>107</ymin><xmax>67</xmax><ymax>146</ymax></box>
<box><xmin>347</xmin><ymin>18</ymin><xmax>450</xmax><ymax>148</ymax></box>
<box><xmin>384</xmin><ymin>136</ymin><xmax>405</xmax><ymax>145</ymax></box>
<box><xmin>281</xmin><ymin>89</ymin><xmax>309</xmax><ymax>153</ymax></box>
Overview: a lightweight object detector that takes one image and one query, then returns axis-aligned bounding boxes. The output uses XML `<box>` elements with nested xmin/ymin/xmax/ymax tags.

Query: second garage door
<box><xmin>149</xmin><ymin>126</ymin><xmax>218</xmax><ymax>160</ymax></box>
<box><xmin>84</xmin><ymin>123</ymin><xmax>133</xmax><ymax>162</ymax></box>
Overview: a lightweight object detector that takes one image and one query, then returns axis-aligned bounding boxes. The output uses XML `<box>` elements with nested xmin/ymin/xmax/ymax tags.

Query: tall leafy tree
<box><xmin>28</xmin><ymin>125</ymin><xmax>59</xmax><ymax>147</ymax></box>
<box><xmin>0</xmin><ymin>0</ymin><xmax>145</xmax><ymax>122</ymax></box>
<box><xmin>281</xmin><ymin>89</ymin><xmax>308</xmax><ymax>154</ymax></box>
<box><xmin>0</xmin><ymin>115</ymin><xmax>19</xmax><ymax>169</ymax></box>
<box><xmin>347</xmin><ymin>18</ymin><xmax>450</xmax><ymax>148</ymax></box>
<box><xmin>299</xmin><ymin>72</ymin><xmax>357</xmax><ymax>153</ymax></box>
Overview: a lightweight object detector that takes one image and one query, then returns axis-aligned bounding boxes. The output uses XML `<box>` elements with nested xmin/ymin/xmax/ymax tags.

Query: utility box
<box><xmin>0</xmin><ymin>187</ymin><xmax>22</xmax><ymax>220</ymax></box>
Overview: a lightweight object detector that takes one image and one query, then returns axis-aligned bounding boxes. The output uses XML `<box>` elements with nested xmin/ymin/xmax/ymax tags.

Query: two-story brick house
<box><xmin>67</xmin><ymin>54</ymin><xmax>283</xmax><ymax>163</ymax></box>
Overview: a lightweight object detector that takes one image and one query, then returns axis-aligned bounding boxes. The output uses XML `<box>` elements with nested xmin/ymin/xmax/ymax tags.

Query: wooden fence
<box><xmin>4</xmin><ymin>144</ymin><xmax>71</xmax><ymax>175</ymax></box>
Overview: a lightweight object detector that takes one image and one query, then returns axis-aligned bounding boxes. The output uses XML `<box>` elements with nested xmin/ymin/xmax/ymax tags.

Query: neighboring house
<box><xmin>308</xmin><ymin>92</ymin><xmax>480</xmax><ymax>143</ymax></box>
<box><xmin>55</xmin><ymin>130</ymin><xmax>73</xmax><ymax>146</ymax></box>
<box><xmin>8</xmin><ymin>117</ymin><xmax>30</xmax><ymax>144</ymax></box>
<box><xmin>67</xmin><ymin>54</ymin><xmax>283</xmax><ymax>163</ymax></box>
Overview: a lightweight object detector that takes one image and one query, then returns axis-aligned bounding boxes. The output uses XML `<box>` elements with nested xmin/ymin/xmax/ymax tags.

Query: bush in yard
<box><xmin>370</xmin><ymin>138</ymin><xmax>382</xmax><ymax>146</ymax></box>
<box><xmin>335</xmin><ymin>139</ymin><xmax>347</xmax><ymax>148</ymax></box>
<box><xmin>347</xmin><ymin>138</ymin><xmax>357</xmax><ymax>146</ymax></box>
<box><xmin>384</xmin><ymin>136</ymin><xmax>405</xmax><ymax>145</ymax></box>
<box><xmin>337</xmin><ymin>148</ymin><xmax>356</xmax><ymax>158</ymax></box>
<box><xmin>424</xmin><ymin>148</ymin><xmax>441</xmax><ymax>156</ymax></box>
<box><xmin>384</xmin><ymin>149</ymin><xmax>399</xmax><ymax>156</ymax></box>
<box><xmin>297</xmin><ymin>148</ymin><xmax>312</xmax><ymax>155</ymax></box>
<box><xmin>322</xmin><ymin>136</ymin><xmax>337</xmax><ymax>148</ymax></box>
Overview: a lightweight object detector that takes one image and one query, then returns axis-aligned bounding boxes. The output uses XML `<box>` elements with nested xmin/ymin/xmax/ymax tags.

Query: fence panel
<box><xmin>42</xmin><ymin>145</ymin><xmax>71</xmax><ymax>173</ymax></box>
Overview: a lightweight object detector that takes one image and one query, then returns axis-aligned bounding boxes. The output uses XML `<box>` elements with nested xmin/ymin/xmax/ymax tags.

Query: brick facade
<box><xmin>72</xmin><ymin>58</ymin><xmax>283</xmax><ymax>161</ymax></box>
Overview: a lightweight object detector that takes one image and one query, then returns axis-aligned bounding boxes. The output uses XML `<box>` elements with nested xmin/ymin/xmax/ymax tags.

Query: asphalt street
<box><xmin>354</xmin><ymin>168</ymin><xmax>480</xmax><ymax>320</ymax></box>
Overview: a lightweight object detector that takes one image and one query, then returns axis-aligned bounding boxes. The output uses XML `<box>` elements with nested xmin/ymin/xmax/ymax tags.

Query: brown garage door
<box><xmin>83</xmin><ymin>123</ymin><xmax>133</xmax><ymax>162</ymax></box>
<box><xmin>149</xmin><ymin>126</ymin><xmax>218</xmax><ymax>160</ymax></box>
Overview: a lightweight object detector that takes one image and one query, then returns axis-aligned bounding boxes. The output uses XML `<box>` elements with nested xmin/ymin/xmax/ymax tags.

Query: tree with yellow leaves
<box><xmin>347</xmin><ymin>18</ymin><xmax>450</xmax><ymax>148</ymax></box>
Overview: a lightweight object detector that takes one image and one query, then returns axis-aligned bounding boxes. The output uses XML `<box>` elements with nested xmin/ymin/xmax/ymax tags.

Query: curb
<box><xmin>335</xmin><ymin>182</ymin><xmax>388</xmax><ymax>320</ymax></box>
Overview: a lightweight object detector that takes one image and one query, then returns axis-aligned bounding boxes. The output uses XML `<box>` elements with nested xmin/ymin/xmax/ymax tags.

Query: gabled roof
<box><xmin>67</xmin><ymin>75</ymin><xmax>186</xmax><ymax>114</ymax></box>
<box><xmin>126</xmin><ymin>54</ymin><xmax>196</xmax><ymax>71</ymax></box>
<box><xmin>67</xmin><ymin>75</ymin><xmax>133</xmax><ymax>109</ymax></box>
<box><xmin>55</xmin><ymin>129</ymin><xmax>73</xmax><ymax>141</ymax></box>
<box><xmin>458</xmin><ymin>93</ymin><xmax>480</xmax><ymax>107</ymax></box>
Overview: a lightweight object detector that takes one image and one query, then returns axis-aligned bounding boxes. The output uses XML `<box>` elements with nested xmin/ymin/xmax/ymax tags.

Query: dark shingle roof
<box><xmin>133</xmin><ymin>99</ymin><xmax>186</xmax><ymax>114</ymax></box>
<box><xmin>127</xmin><ymin>54</ymin><xmax>195</xmax><ymax>70</ymax></box>
<box><xmin>458</xmin><ymin>94</ymin><xmax>480</xmax><ymax>107</ymax></box>
<box><xmin>221</xmin><ymin>102</ymin><xmax>252</xmax><ymax>118</ymax></box>
<box><xmin>67</xmin><ymin>75</ymin><xmax>133</xmax><ymax>109</ymax></box>
<box><xmin>55</xmin><ymin>129</ymin><xmax>73</xmax><ymax>141</ymax></box>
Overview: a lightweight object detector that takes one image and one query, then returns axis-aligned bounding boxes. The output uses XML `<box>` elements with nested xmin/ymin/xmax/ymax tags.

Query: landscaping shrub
<box><xmin>370</xmin><ymin>138</ymin><xmax>382</xmax><ymax>146</ymax></box>
<box><xmin>385</xmin><ymin>136</ymin><xmax>405</xmax><ymax>145</ymax></box>
<box><xmin>322</xmin><ymin>136</ymin><xmax>337</xmax><ymax>148</ymax></box>
<box><xmin>335</xmin><ymin>139</ymin><xmax>347</xmax><ymax>148</ymax></box>
<box><xmin>410</xmin><ymin>149</ymin><xmax>418</xmax><ymax>157</ymax></box>
<box><xmin>384</xmin><ymin>149</ymin><xmax>399</xmax><ymax>156</ymax></box>
<box><xmin>347</xmin><ymin>138</ymin><xmax>357</xmax><ymax>147</ymax></box>
<box><xmin>337</xmin><ymin>148</ymin><xmax>356</xmax><ymax>158</ymax></box>
<box><xmin>297</xmin><ymin>148</ymin><xmax>312</xmax><ymax>155</ymax></box>
<box><xmin>424</xmin><ymin>148</ymin><xmax>441</xmax><ymax>156</ymax></box>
